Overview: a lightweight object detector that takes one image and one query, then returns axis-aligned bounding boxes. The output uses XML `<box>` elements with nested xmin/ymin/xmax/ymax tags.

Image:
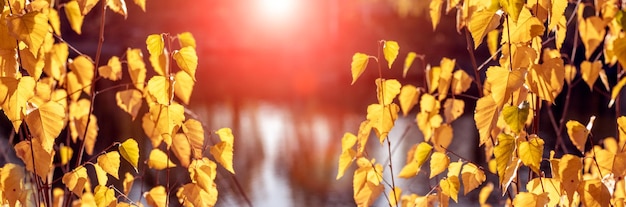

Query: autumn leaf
<box><xmin>173</xmin><ymin>46</ymin><xmax>198</xmax><ymax>80</ymax></box>
<box><xmin>398</xmin><ymin>84</ymin><xmax>420</xmax><ymax>116</ymax></box>
<box><xmin>403</xmin><ymin>52</ymin><xmax>417</xmax><ymax>77</ymax></box>
<box><xmin>581</xmin><ymin>60</ymin><xmax>602</xmax><ymax>90</ymax></box>
<box><xmin>479</xmin><ymin>183</ymin><xmax>493</xmax><ymax>206</ymax></box>
<box><xmin>77</xmin><ymin>0</ymin><xmax>98</xmax><ymax>15</ymax></box>
<box><xmin>62</xmin><ymin>166</ymin><xmax>89</xmax><ymax>197</ymax></box>
<box><xmin>126</xmin><ymin>48</ymin><xmax>147</xmax><ymax>90</ymax></box>
<box><xmin>7</xmin><ymin>11</ymin><xmax>48</xmax><ymax>57</ymax></box>
<box><xmin>579</xmin><ymin>16</ymin><xmax>606</xmax><ymax>60</ymax></box>
<box><xmin>518</xmin><ymin>136</ymin><xmax>544</xmax><ymax>174</ymax></box>
<box><xmin>44</xmin><ymin>43</ymin><xmax>68</xmax><ymax>81</ymax></box>
<box><xmin>494</xmin><ymin>133</ymin><xmax>515</xmax><ymax>183</ymax></box>
<box><xmin>468</xmin><ymin>9</ymin><xmax>501</xmax><ymax>48</ymax></box>
<box><xmin>353</xmin><ymin>158</ymin><xmax>384</xmax><ymax>206</ymax></box>
<box><xmin>578</xmin><ymin>179</ymin><xmax>611</xmax><ymax>207</ymax></box>
<box><xmin>188</xmin><ymin>157</ymin><xmax>218</xmax><ymax>194</ymax></box>
<box><xmin>443</xmin><ymin>98</ymin><xmax>464</xmax><ymax>123</ymax></box>
<box><xmin>77</xmin><ymin>114</ymin><xmax>98</xmax><ymax>155</ymax></box>
<box><xmin>60</xmin><ymin>145</ymin><xmax>73</xmax><ymax>165</ymax></box>
<box><xmin>20</xmin><ymin>46</ymin><xmax>44</xmax><ymax>80</ymax></box>
<box><xmin>0</xmin><ymin>76</ymin><xmax>35</xmax><ymax>132</ymax></box>
<box><xmin>211</xmin><ymin>127</ymin><xmax>235</xmax><ymax>174</ymax></box>
<box><xmin>429</xmin><ymin>0</ymin><xmax>443</xmax><ymax>30</ymax></box>
<box><xmin>149</xmin><ymin>103</ymin><xmax>185</xmax><ymax>147</ymax></box>
<box><xmin>437</xmin><ymin>58</ymin><xmax>455</xmax><ymax>101</ymax></box>
<box><xmin>474</xmin><ymin>95</ymin><xmax>498</xmax><ymax>146</ymax></box>
<box><xmin>487</xmin><ymin>30</ymin><xmax>499</xmax><ymax>59</ymax></box>
<box><xmin>526</xmin><ymin>178</ymin><xmax>563</xmax><ymax>207</ymax></box>
<box><xmin>429</xmin><ymin>152</ymin><xmax>449</xmax><ymax>178</ymax></box>
<box><xmin>512</xmin><ymin>192</ymin><xmax>550</xmax><ymax>207</ymax></box>
<box><xmin>98</xmin><ymin>56</ymin><xmax>122</xmax><ymax>81</ymax></box>
<box><xmin>351</xmin><ymin>53</ymin><xmax>369</xmax><ymax>85</ymax></box>
<box><xmin>182</xmin><ymin>119</ymin><xmax>205</xmax><ymax>159</ymax></box>
<box><xmin>485</xmin><ymin>66</ymin><xmax>526</xmax><ymax>108</ymax></box>
<box><xmin>566</xmin><ymin>120</ymin><xmax>589</xmax><ymax>152</ymax></box>
<box><xmin>174</xmin><ymin>71</ymin><xmax>194</xmax><ymax>105</ymax></box>
<box><xmin>440</xmin><ymin>176</ymin><xmax>460</xmax><ymax>203</ymax></box>
<box><xmin>171</xmin><ymin>133</ymin><xmax>192</xmax><ymax>168</ymax></box>
<box><xmin>116</xmin><ymin>89</ymin><xmax>142</xmax><ymax>120</ymax></box>
<box><xmin>145</xmin><ymin>186</ymin><xmax>167</xmax><ymax>207</ymax></box>
<box><xmin>451</xmin><ymin>70</ymin><xmax>472</xmax><ymax>95</ymax></box>
<box><xmin>399</xmin><ymin>142</ymin><xmax>432</xmax><ymax>178</ymax></box>
<box><xmin>432</xmin><ymin>124</ymin><xmax>453</xmax><ymax>152</ymax></box>
<box><xmin>65</xmin><ymin>1</ymin><xmax>84</xmax><ymax>34</ymax></box>
<box><xmin>148</xmin><ymin>149</ymin><xmax>176</xmax><ymax>170</ymax></box>
<box><xmin>93</xmin><ymin>163</ymin><xmax>108</xmax><ymax>186</ymax></box>
<box><xmin>178</xmin><ymin>32</ymin><xmax>196</xmax><ymax>48</ymax></box>
<box><xmin>147</xmin><ymin>75</ymin><xmax>173</xmax><ymax>106</ymax></box>
<box><xmin>337</xmin><ymin>133</ymin><xmax>357</xmax><ymax>180</ymax></box>
<box><xmin>0</xmin><ymin>49</ymin><xmax>18</xmax><ymax>78</ymax></box>
<box><xmin>14</xmin><ymin>139</ymin><xmax>53</xmax><ymax>179</ymax></box>
<box><xmin>132</xmin><ymin>0</ymin><xmax>146</xmax><ymax>11</ymax></box>
<box><xmin>367</xmin><ymin>103</ymin><xmax>400</xmax><ymax>142</ymax></box>
<box><xmin>119</xmin><ymin>138</ymin><xmax>140</xmax><ymax>172</ymax></box>
<box><xmin>461</xmin><ymin>163</ymin><xmax>486</xmax><ymax>195</ymax></box>
<box><xmin>177</xmin><ymin>183</ymin><xmax>218</xmax><ymax>207</ymax></box>
<box><xmin>383</xmin><ymin>40</ymin><xmax>399</xmax><ymax>69</ymax></box>
<box><xmin>501</xmin><ymin>102</ymin><xmax>529</xmax><ymax>133</ymax></box>
<box><xmin>375</xmin><ymin>78</ymin><xmax>401</xmax><ymax>105</ymax></box>
<box><xmin>388</xmin><ymin>187</ymin><xmax>402</xmax><ymax>207</ymax></box>
<box><xmin>69</xmin><ymin>55</ymin><xmax>94</xmax><ymax>94</ymax></box>
<box><xmin>94</xmin><ymin>185</ymin><xmax>116</xmax><ymax>207</ymax></box>
<box><xmin>25</xmin><ymin>101</ymin><xmax>65</xmax><ymax>153</ymax></box>
<box><xmin>416</xmin><ymin>94</ymin><xmax>442</xmax><ymax>141</ymax></box>
<box><xmin>97</xmin><ymin>151</ymin><xmax>121</xmax><ymax>179</ymax></box>
<box><xmin>1</xmin><ymin>164</ymin><xmax>25</xmax><ymax>207</ymax></box>
<box><xmin>123</xmin><ymin>172</ymin><xmax>134</xmax><ymax>195</ymax></box>
<box><xmin>501</xmin><ymin>7</ymin><xmax>545</xmax><ymax>44</ymax></box>
<box><xmin>106</xmin><ymin>0</ymin><xmax>127</xmax><ymax>18</ymax></box>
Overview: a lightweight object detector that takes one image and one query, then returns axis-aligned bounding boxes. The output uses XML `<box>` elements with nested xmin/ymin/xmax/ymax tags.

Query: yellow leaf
<box><xmin>149</xmin><ymin>103</ymin><xmax>185</xmax><ymax>147</ymax></box>
<box><xmin>148</xmin><ymin>149</ymin><xmax>176</xmax><ymax>170</ymax></box>
<box><xmin>399</xmin><ymin>142</ymin><xmax>432</xmax><ymax>178</ymax></box>
<box><xmin>126</xmin><ymin>48</ymin><xmax>147</xmax><ymax>90</ymax></box>
<box><xmin>555</xmin><ymin>16</ymin><xmax>567</xmax><ymax>50</ymax></box>
<box><xmin>337</xmin><ymin>133</ymin><xmax>357</xmax><ymax>180</ymax></box>
<box><xmin>443</xmin><ymin>98</ymin><xmax>464</xmax><ymax>123</ymax></box>
<box><xmin>564</xmin><ymin>64</ymin><xmax>576</xmax><ymax>85</ymax></box>
<box><xmin>355</xmin><ymin>120</ymin><xmax>371</xmax><ymax>156</ymax></box>
<box><xmin>14</xmin><ymin>139</ymin><xmax>53</xmax><ymax>179</ymax></box>
<box><xmin>501</xmin><ymin>0</ymin><xmax>524</xmax><ymax>22</ymax></box>
<box><xmin>77</xmin><ymin>114</ymin><xmax>98</xmax><ymax>155</ymax></box>
<box><xmin>388</xmin><ymin>187</ymin><xmax>402</xmax><ymax>207</ymax></box>
<box><xmin>0</xmin><ymin>49</ymin><xmax>18</xmax><ymax>78</ymax></box>
<box><xmin>567</xmin><ymin>120</ymin><xmax>589</xmax><ymax>152</ymax></box>
<box><xmin>145</xmin><ymin>186</ymin><xmax>167</xmax><ymax>207</ymax></box>
<box><xmin>383</xmin><ymin>40</ymin><xmax>399</xmax><ymax>69</ymax></box>
<box><xmin>578</xmin><ymin>179</ymin><xmax>611</xmax><ymax>207</ymax></box>
<box><xmin>494</xmin><ymin>133</ymin><xmax>515</xmax><ymax>182</ymax></box>
<box><xmin>0</xmin><ymin>76</ymin><xmax>35</xmax><ymax>132</ymax></box>
<box><xmin>451</xmin><ymin>69</ymin><xmax>472</xmax><ymax>94</ymax></box>
<box><xmin>501</xmin><ymin>157</ymin><xmax>522</xmax><ymax>193</ymax></box>
<box><xmin>77</xmin><ymin>0</ymin><xmax>98</xmax><ymax>15</ymax></box>
<box><xmin>188</xmin><ymin>157</ymin><xmax>217</xmax><ymax>193</ymax></box>
<box><xmin>518</xmin><ymin>136</ymin><xmax>544</xmax><ymax>173</ymax></box>
<box><xmin>440</xmin><ymin>176</ymin><xmax>460</xmax><ymax>203</ymax></box>
<box><xmin>437</xmin><ymin>58</ymin><xmax>455</xmax><ymax>101</ymax></box>
<box><xmin>116</xmin><ymin>89</ymin><xmax>142</xmax><ymax>120</ymax></box>
<box><xmin>548</xmin><ymin>0</ymin><xmax>567</xmax><ymax>30</ymax></box>
<box><xmin>93</xmin><ymin>163</ymin><xmax>108</xmax><ymax>186</ymax></box>
<box><xmin>501</xmin><ymin>102</ymin><xmax>529</xmax><ymax>133</ymax></box>
<box><xmin>501</xmin><ymin>7</ymin><xmax>545</xmax><ymax>44</ymax></box>
<box><xmin>554</xmin><ymin>154</ymin><xmax>582</xmax><ymax>202</ymax></box>
<box><xmin>416</xmin><ymin>94</ymin><xmax>442</xmax><ymax>141</ymax></box>
<box><xmin>429</xmin><ymin>0</ymin><xmax>443</xmax><ymax>30</ymax></box>
<box><xmin>7</xmin><ymin>11</ymin><xmax>47</xmax><ymax>57</ymax></box>
<box><xmin>367</xmin><ymin>103</ymin><xmax>400</xmax><ymax>142</ymax></box>
<box><xmin>69</xmin><ymin>55</ymin><xmax>94</xmax><ymax>94</ymax></box>
<box><xmin>427</xmin><ymin>65</ymin><xmax>440</xmax><ymax>93</ymax></box>
<box><xmin>525</xmin><ymin>49</ymin><xmax>565</xmax><ymax>103</ymax></box>
<box><xmin>579</xmin><ymin>16</ymin><xmax>606</xmax><ymax>59</ymax></box>
<box><xmin>376</xmin><ymin>78</ymin><xmax>401</xmax><ymax>105</ymax></box>
<box><xmin>461</xmin><ymin>163</ymin><xmax>486</xmax><ymax>195</ymax></box>
<box><xmin>48</xmin><ymin>8</ymin><xmax>61</xmax><ymax>36</ymax></box>
<box><xmin>20</xmin><ymin>46</ymin><xmax>44</xmax><ymax>79</ymax></box>
<box><xmin>25</xmin><ymin>101</ymin><xmax>65</xmax><ymax>153</ymax></box>
<box><xmin>581</xmin><ymin>60</ymin><xmax>602</xmax><ymax>90</ymax></box>
<box><xmin>142</xmin><ymin>112</ymin><xmax>162</xmax><ymax>147</ymax></box>
<box><xmin>97</xmin><ymin>151</ymin><xmax>120</xmax><ymax>179</ymax></box>
<box><xmin>44</xmin><ymin>43</ymin><xmax>68</xmax><ymax>80</ymax></box>
<box><xmin>146</xmin><ymin>34</ymin><xmax>164</xmax><ymax>57</ymax></box>
<box><xmin>429</xmin><ymin>152</ymin><xmax>449</xmax><ymax>178</ymax></box>
<box><xmin>479</xmin><ymin>182</ymin><xmax>494</xmax><ymax>205</ymax></box>
<box><xmin>487</xmin><ymin>29</ymin><xmax>499</xmax><ymax>59</ymax></box>
<box><xmin>432</xmin><ymin>123</ymin><xmax>453</xmax><ymax>152</ymax></box>
<box><xmin>176</xmin><ymin>183</ymin><xmax>218</xmax><ymax>207</ymax></box>
<box><xmin>178</xmin><ymin>32</ymin><xmax>196</xmax><ymax>49</ymax></box>
<box><xmin>171</xmin><ymin>133</ymin><xmax>191</xmax><ymax>168</ymax></box>
<box><xmin>512</xmin><ymin>192</ymin><xmax>550</xmax><ymax>207</ymax></box>
<box><xmin>210</xmin><ymin>127</ymin><xmax>235</xmax><ymax>174</ymax></box>
<box><xmin>65</xmin><ymin>1</ymin><xmax>84</xmax><ymax>34</ymax></box>
<box><xmin>1</xmin><ymin>164</ymin><xmax>25</xmax><ymax>207</ymax></box>
<box><xmin>62</xmin><ymin>166</ymin><xmax>89</xmax><ymax>197</ymax></box>
<box><xmin>474</xmin><ymin>95</ymin><xmax>498</xmax><ymax>146</ymax></box>
<box><xmin>132</xmin><ymin>0</ymin><xmax>145</xmax><ymax>11</ymax></box>
<box><xmin>403</xmin><ymin>52</ymin><xmax>417</xmax><ymax>77</ymax></box>
<box><xmin>398</xmin><ymin>84</ymin><xmax>419</xmax><ymax>116</ymax></box>
<box><xmin>485</xmin><ymin>66</ymin><xmax>526</xmax><ymax>108</ymax></box>
<box><xmin>353</xmin><ymin>158</ymin><xmax>384</xmax><ymax>206</ymax></box>
<box><xmin>60</xmin><ymin>145</ymin><xmax>73</xmax><ymax>165</ymax></box>
<box><xmin>174</xmin><ymin>71</ymin><xmax>194</xmax><ymax>105</ymax></box>
<box><xmin>98</xmin><ymin>56</ymin><xmax>122</xmax><ymax>81</ymax></box>
<box><xmin>67</xmin><ymin>75</ymin><xmax>84</xmax><ymax>102</ymax></box>
<box><xmin>173</xmin><ymin>46</ymin><xmax>198</xmax><ymax>80</ymax></box>
<box><xmin>147</xmin><ymin>75</ymin><xmax>173</xmax><ymax>106</ymax></box>
<box><xmin>119</xmin><ymin>138</ymin><xmax>140</xmax><ymax>172</ymax></box>
<box><xmin>94</xmin><ymin>185</ymin><xmax>116</xmax><ymax>207</ymax></box>
<box><xmin>181</xmin><ymin>119</ymin><xmax>205</xmax><ymax>159</ymax></box>
<box><xmin>123</xmin><ymin>172</ymin><xmax>134</xmax><ymax>195</ymax></box>
<box><xmin>527</xmin><ymin>178</ymin><xmax>563</xmax><ymax>207</ymax></box>
<box><xmin>350</xmin><ymin>53</ymin><xmax>369</xmax><ymax>85</ymax></box>
<box><xmin>468</xmin><ymin>9</ymin><xmax>501</xmax><ymax>48</ymax></box>
<box><xmin>52</xmin><ymin>188</ymin><xmax>64</xmax><ymax>207</ymax></box>
<box><xmin>609</xmin><ymin>76</ymin><xmax>626</xmax><ymax>107</ymax></box>
<box><xmin>106</xmin><ymin>0</ymin><xmax>127</xmax><ymax>18</ymax></box>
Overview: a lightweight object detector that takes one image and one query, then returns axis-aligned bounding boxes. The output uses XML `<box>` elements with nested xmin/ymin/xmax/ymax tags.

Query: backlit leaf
<box><xmin>94</xmin><ymin>185</ymin><xmax>116</xmax><ymax>207</ymax></box>
<box><xmin>501</xmin><ymin>7</ymin><xmax>544</xmax><ymax>44</ymax></box>
<box><xmin>474</xmin><ymin>95</ymin><xmax>498</xmax><ymax>146</ymax></box>
<box><xmin>581</xmin><ymin>60</ymin><xmax>602</xmax><ymax>90</ymax></box>
<box><xmin>350</xmin><ymin>53</ymin><xmax>369</xmax><ymax>85</ymax></box>
<box><xmin>210</xmin><ymin>127</ymin><xmax>235</xmax><ymax>174</ymax></box>
<box><xmin>367</xmin><ymin>103</ymin><xmax>399</xmax><ymax>142</ymax></box>
<box><xmin>19</xmin><ymin>46</ymin><xmax>44</xmax><ymax>80</ymax></box>
<box><xmin>97</xmin><ymin>151</ymin><xmax>120</xmax><ymax>179</ymax></box>
<box><xmin>77</xmin><ymin>0</ymin><xmax>98</xmax><ymax>15</ymax></box>
<box><xmin>0</xmin><ymin>164</ymin><xmax>24</xmax><ymax>207</ymax></box>
<box><xmin>527</xmin><ymin>178</ymin><xmax>563</xmax><ymax>207</ymax></box>
<box><xmin>564</xmin><ymin>64</ymin><xmax>576</xmax><ymax>85</ymax></box>
<box><xmin>398</xmin><ymin>84</ymin><xmax>419</xmax><ymax>116</ymax></box>
<box><xmin>188</xmin><ymin>157</ymin><xmax>217</xmax><ymax>193</ymax></box>
<box><xmin>403</xmin><ymin>52</ymin><xmax>417</xmax><ymax>77</ymax></box>
<box><xmin>0</xmin><ymin>49</ymin><xmax>18</xmax><ymax>78</ymax></box>
<box><xmin>487</xmin><ymin>29</ymin><xmax>499</xmax><ymax>59</ymax></box>
<box><xmin>65</xmin><ymin>1</ymin><xmax>84</xmax><ymax>34</ymax></box>
<box><xmin>443</xmin><ymin>98</ymin><xmax>464</xmax><ymax>123</ymax></box>
<box><xmin>1</xmin><ymin>76</ymin><xmax>35</xmax><ymax>132</ymax></box>
<box><xmin>437</xmin><ymin>58</ymin><xmax>455</xmax><ymax>101</ymax></box>
<box><xmin>526</xmin><ymin>50</ymin><xmax>565</xmax><ymax>103</ymax></box>
<box><xmin>399</xmin><ymin>142</ymin><xmax>432</xmax><ymax>178</ymax></box>
<box><xmin>148</xmin><ymin>149</ymin><xmax>176</xmax><ymax>170</ymax></box>
<box><xmin>146</xmin><ymin>34</ymin><xmax>164</xmax><ymax>57</ymax></box>
<box><xmin>501</xmin><ymin>157</ymin><xmax>522</xmax><ymax>193</ymax></box>
<box><xmin>25</xmin><ymin>101</ymin><xmax>65</xmax><ymax>153</ymax></box>
<box><xmin>172</xmin><ymin>133</ymin><xmax>191</xmax><ymax>168</ymax></box>
<box><xmin>62</xmin><ymin>166</ymin><xmax>88</xmax><ymax>197</ymax></box>
<box><xmin>106</xmin><ymin>0</ymin><xmax>127</xmax><ymax>18</ymax></box>
<box><xmin>77</xmin><ymin>114</ymin><xmax>98</xmax><ymax>155</ymax></box>
<box><xmin>468</xmin><ymin>9</ymin><xmax>501</xmax><ymax>48</ymax></box>
<box><xmin>132</xmin><ymin>0</ymin><xmax>145</xmax><ymax>11</ymax></box>
<box><xmin>147</xmin><ymin>75</ymin><xmax>173</xmax><ymax>106</ymax></box>
<box><xmin>494</xmin><ymin>133</ymin><xmax>515</xmax><ymax>183</ymax></box>
<box><xmin>432</xmin><ymin>123</ymin><xmax>453</xmax><ymax>152</ymax></box>
<box><xmin>98</xmin><ymin>56</ymin><xmax>122</xmax><ymax>81</ymax></box>
<box><xmin>14</xmin><ymin>139</ymin><xmax>53</xmax><ymax>179</ymax></box>
<box><xmin>44</xmin><ymin>43</ymin><xmax>68</xmax><ymax>81</ymax></box>
<box><xmin>461</xmin><ymin>163</ymin><xmax>486</xmax><ymax>195</ymax></box>
<box><xmin>177</xmin><ymin>183</ymin><xmax>218</xmax><ymax>207</ymax></box>
<box><xmin>149</xmin><ymin>103</ymin><xmax>185</xmax><ymax>147</ymax></box>
<box><xmin>388</xmin><ymin>187</ymin><xmax>402</xmax><ymax>207</ymax></box>
<box><xmin>556</xmin><ymin>154</ymin><xmax>582</xmax><ymax>202</ymax></box>
<box><xmin>337</xmin><ymin>133</ymin><xmax>356</xmax><ymax>180</ymax></box>
<box><xmin>383</xmin><ymin>40</ymin><xmax>399</xmax><ymax>69</ymax></box>
<box><xmin>416</xmin><ymin>94</ymin><xmax>442</xmax><ymax>141</ymax></box>
<box><xmin>479</xmin><ymin>183</ymin><xmax>493</xmax><ymax>205</ymax></box>
<box><xmin>428</xmin><ymin>65</ymin><xmax>440</xmax><ymax>93</ymax></box>
<box><xmin>567</xmin><ymin>120</ymin><xmax>589</xmax><ymax>152</ymax></box>
<box><xmin>7</xmin><ymin>11</ymin><xmax>47</xmax><ymax>57</ymax></box>
<box><xmin>173</xmin><ymin>46</ymin><xmax>198</xmax><ymax>80</ymax></box>
<box><xmin>116</xmin><ymin>89</ymin><xmax>142</xmax><ymax>120</ymax></box>
<box><xmin>429</xmin><ymin>0</ymin><xmax>443</xmax><ymax>30</ymax></box>
<box><xmin>60</xmin><ymin>145</ymin><xmax>73</xmax><ymax>165</ymax></box>
<box><xmin>69</xmin><ymin>55</ymin><xmax>94</xmax><ymax>94</ymax></box>
<box><xmin>451</xmin><ymin>69</ymin><xmax>472</xmax><ymax>95</ymax></box>
<box><xmin>518</xmin><ymin>136</ymin><xmax>544</xmax><ymax>174</ymax></box>
<box><xmin>501</xmin><ymin>0</ymin><xmax>524</xmax><ymax>22</ymax></box>
<box><xmin>429</xmin><ymin>152</ymin><xmax>449</xmax><ymax>178</ymax></box>
<box><xmin>126</xmin><ymin>48</ymin><xmax>147</xmax><ymax>90</ymax></box>
<box><xmin>512</xmin><ymin>192</ymin><xmax>550</xmax><ymax>207</ymax></box>
<box><xmin>178</xmin><ymin>32</ymin><xmax>196</xmax><ymax>48</ymax></box>
<box><xmin>578</xmin><ymin>179</ymin><xmax>611</xmax><ymax>207</ymax></box>
<box><xmin>174</xmin><ymin>71</ymin><xmax>194</xmax><ymax>105</ymax></box>
<box><xmin>93</xmin><ymin>163</ymin><xmax>108</xmax><ymax>186</ymax></box>
<box><xmin>123</xmin><ymin>172</ymin><xmax>134</xmax><ymax>195</ymax></box>
<box><xmin>182</xmin><ymin>119</ymin><xmax>205</xmax><ymax>159</ymax></box>
<box><xmin>609</xmin><ymin>76</ymin><xmax>626</xmax><ymax>107</ymax></box>
<box><xmin>119</xmin><ymin>138</ymin><xmax>140</xmax><ymax>172</ymax></box>
<box><xmin>145</xmin><ymin>186</ymin><xmax>167</xmax><ymax>207</ymax></box>
<box><xmin>376</xmin><ymin>78</ymin><xmax>401</xmax><ymax>105</ymax></box>
<box><xmin>440</xmin><ymin>176</ymin><xmax>460</xmax><ymax>203</ymax></box>
<box><xmin>579</xmin><ymin>16</ymin><xmax>606</xmax><ymax>59</ymax></box>
<box><xmin>501</xmin><ymin>102</ymin><xmax>529</xmax><ymax>133</ymax></box>
<box><xmin>485</xmin><ymin>66</ymin><xmax>526</xmax><ymax>108</ymax></box>
<box><xmin>353</xmin><ymin>158</ymin><xmax>384</xmax><ymax>206</ymax></box>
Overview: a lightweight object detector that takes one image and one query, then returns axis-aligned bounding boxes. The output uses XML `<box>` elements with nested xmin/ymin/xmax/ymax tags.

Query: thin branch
<box><xmin>464</xmin><ymin>28</ymin><xmax>483</xmax><ymax>96</ymax></box>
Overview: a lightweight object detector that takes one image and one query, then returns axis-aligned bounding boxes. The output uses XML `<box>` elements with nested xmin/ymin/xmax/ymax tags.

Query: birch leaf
<box><xmin>351</xmin><ymin>53</ymin><xmax>369</xmax><ymax>85</ymax></box>
<box><xmin>383</xmin><ymin>40</ymin><xmax>399</xmax><ymax>69</ymax></box>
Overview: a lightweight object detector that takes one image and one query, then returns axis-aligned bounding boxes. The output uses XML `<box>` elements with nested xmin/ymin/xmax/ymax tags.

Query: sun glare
<box><xmin>256</xmin><ymin>0</ymin><xmax>297</xmax><ymax>22</ymax></box>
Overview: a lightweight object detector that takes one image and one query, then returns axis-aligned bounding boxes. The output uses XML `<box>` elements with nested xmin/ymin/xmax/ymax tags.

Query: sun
<box><xmin>255</xmin><ymin>0</ymin><xmax>298</xmax><ymax>22</ymax></box>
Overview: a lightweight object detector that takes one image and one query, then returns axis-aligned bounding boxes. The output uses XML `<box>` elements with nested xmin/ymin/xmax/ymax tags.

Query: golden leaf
<box><xmin>388</xmin><ymin>187</ymin><xmax>402</xmax><ymax>207</ymax></box>
<box><xmin>527</xmin><ymin>178</ymin><xmax>563</xmax><ymax>207</ymax></box>
<box><xmin>181</xmin><ymin>119</ymin><xmax>205</xmax><ymax>159</ymax></box>
<box><xmin>178</xmin><ymin>32</ymin><xmax>196</xmax><ymax>48</ymax></box>
<box><xmin>564</xmin><ymin>64</ymin><xmax>576</xmax><ymax>85</ymax></box>
<box><xmin>526</xmin><ymin>50</ymin><xmax>565</xmax><ymax>102</ymax></box>
<box><xmin>119</xmin><ymin>138</ymin><xmax>140</xmax><ymax>172</ymax></box>
<box><xmin>512</xmin><ymin>192</ymin><xmax>550</xmax><ymax>207</ymax></box>
<box><xmin>566</xmin><ymin>120</ymin><xmax>589</xmax><ymax>152</ymax></box>
<box><xmin>126</xmin><ymin>48</ymin><xmax>147</xmax><ymax>90</ymax></box>
<box><xmin>437</xmin><ymin>58</ymin><xmax>455</xmax><ymax>101</ymax></box>
<box><xmin>518</xmin><ymin>136</ymin><xmax>544</xmax><ymax>174</ymax></box>
<box><xmin>174</xmin><ymin>71</ymin><xmax>194</xmax><ymax>105</ymax></box>
<box><xmin>432</xmin><ymin>123</ymin><xmax>453</xmax><ymax>152</ymax></box>
<box><xmin>429</xmin><ymin>152</ymin><xmax>449</xmax><ymax>178</ymax></box>
<box><xmin>494</xmin><ymin>133</ymin><xmax>515</xmax><ymax>183</ymax></box>
<box><xmin>172</xmin><ymin>133</ymin><xmax>191</xmax><ymax>168</ymax></box>
<box><xmin>461</xmin><ymin>163</ymin><xmax>486</xmax><ymax>195</ymax></box>
<box><xmin>451</xmin><ymin>69</ymin><xmax>472</xmax><ymax>94</ymax></box>
<box><xmin>487</xmin><ymin>29</ymin><xmax>499</xmax><ymax>59</ymax></box>
<box><xmin>443</xmin><ymin>98</ymin><xmax>464</xmax><ymax>123</ymax></box>
<box><xmin>501</xmin><ymin>7</ymin><xmax>544</xmax><ymax>44</ymax></box>
<box><xmin>188</xmin><ymin>158</ymin><xmax>217</xmax><ymax>193</ymax></box>
<box><xmin>581</xmin><ymin>60</ymin><xmax>602</xmax><ymax>90</ymax></box>
<box><xmin>7</xmin><ymin>11</ymin><xmax>48</xmax><ymax>57</ymax></box>
<box><xmin>149</xmin><ymin>103</ymin><xmax>185</xmax><ymax>147</ymax></box>
<box><xmin>0</xmin><ymin>76</ymin><xmax>35</xmax><ymax>132</ymax></box>
<box><xmin>148</xmin><ymin>149</ymin><xmax>176</xmax><ymax>170</ymax></box>
<box><xmin>427</xmin><ymin>65</ymin><xmax>440</xmax><ymax>93</ymax></box>
<box><xmin>474</xmin><ymin>95</ymin><xmax>498</xmax><ymax>146</ymax></box>
<box><xmin>69</xmin><ymin>55</ymin><xmax>94</xmax><ymax>94</ymax></box>
<box><xmin>64</xmin><ymin>1</ymin><xmax>84</xmax><ymax>34</ymax></box>
<box><xmin>77</xmin><ymin>114</ymin><xmax>98</xmax><ymax>155</ymax></box>
<box><xmin>367</xmin><ymin>103</ymin><xmax>400</xmax><ymax>142</ymax></box>
<box><xmin>62</xmin><ymin>166</ymin><xmax>88</xmax><ymax>197</ymax></box>
<box><xmin>20</xmin><ymin>46</ymin><xmax>44</xmax><ymax>80</ymax></box>
<box><xmin>468</xmin><ymin>9</ymin><xmax>501</xmax><ymax>48</ymax></box>
<box><xmin>14</xmin><ymin>139</ymin><xmax>53</xmax><ymax>179</ymax></box>
<box><xmin>98</xmin><ymin>56</ymin><xmax>122</xmax><ymax>81</ymax></box>
<box><xmin>501</xmin><ymin>157</ymin><xmax>522</xmax><ymax>193</ymax></box>
<box><xmin>479</xmin><ymin>182</ymin><xmax>494</xmax><ymax>205</ymax></box>
<box><xmin>145</xmin><ymin>186</ymin><xmax>167</xmax><ymax>207</ymax></box>
<box><xmin>403</xmin><ymin>52</ymin><xmax>417</xmax><ymax>77</ymax></box>
<box><xmin>132</xmin><ymin>0</ymin><xmax>145</xmax><ymax>11</ymax></box>
<box><xmin>398</xmin><ymin>84</ymin><xmax>419</xmax><ymax>116</ymax></box>
<box><xmin>440</xmin><ymin>176</ymin><xmax>460</xmax><ymax>203</ymax></box>
<box><xmin>77</xmin><ymin>0</ymin><xmax>98</xmax><ymax>15</ymax></box>
<box><xmin>176</xmin><ymin>183</ymin><xmax>218</xmax><ymax>207</ymax></box>
<box><xmin>399</xmin><ymin>142</ymin><xmax>432</xmax><ymax>178</ymax></box>
<box><xmin>0</xmin><ymin>49</ymin><xmax>18</xmax><ymax>78</ymax></box>
<box><xmin>578</xmin><ymin>179</ymin><xmax>611</xmax><ymax>207</ymax></box>
<box><xmin>25</xmin><ymin>101</ymin><xmax>65</xmax><ymax>153</ymax></box>
<box><xmin>383</xmin><ymin>40</ymin><xmax>399</xmax><ymax>69</ymax></box>
<box><xmin>94</xmin><ymin>185</ymin><xmax>116</xmax><ymax>207</ymax></box>
<box><xmin>146</xmin><ymin>34</ymin><xmax>164</xmax><ymax>56</ymax></box>
<box><xmin>48</xmin><ymin>8</ymin><xmax>61</xmax><ymax>35</ymax></box>
<box><xmin>353</xmin><ymin>158</ymin><xmax>384</xmax><ymax>206</ymax></box>
<box><xmin>375</xmin><ymin>78</ymin><xmax>401</xmax><ymax>105</ymax></box>
<box><xmin>123</xmin><ymin>172</ymin><xmax>134</xmax><ymax>195</ymax></box>
<box><xmin>501</xmin><ymin>102</ymin><xmax>529</xmax><ymax>133</ymax></box>
<box><xmin>60</xmin><ymin>145</ymin><xmax>73</xmax><ymax>165</ymax></box>
<box><xmin>555</xmin><ymin>154</ymin><xmax>582</xmax><ymax>202</ymax></box>
<box><xmin>337</xmin><ymin>133</ymin><xmax>357</xmax><ymax>180</ymax></box>
<box><xmin>579</xmin><ymin>16</ymin><xmax>606</xmax><ymax>60</ymax></box>
<box><xmin>429</xmin><ymin>0</ymin><xmax>443</xmax><ymax>30</ymax></box>
<box><xmin>147</xmin><ymin>75</ymin><xmax>173</xmax><ymax>106</ymax></box>
<box><xmin>210</xmin><ymin>127</ymin><xmax>235</xmax><ymax>174</ymax></box>
<box><xmin>44</xmin><ymin>43</ymin><xmax>68</xmax><ymax>81</ymax></box>
<box><xmin>115</xmin><ymin>89</ymin><xmax>142</xmax><ymax>120</ymax></box>
<box><xmin>485</xmin><ymin>66</ymin><xmax>526</xmax><ymax>108</ymax></box>
<box><xmin>106</xmin><ymin>0</ymin><xmax>127</xmax><ymax>18</ymax></box>
<box><xmin>93</xmin><ymin>163</ymin><xmax>108</xmax><ymax>186</ymax></box>
<box><xmin>416</xmin><ymin>94</ymin><xmax>442</xmax><ymax>141</ymax></box>
<box><xmin>1</xmin><ymin>164</ymin><xmax>25</xmax><ymax>207</ymax></box>
<box><xmin>173</xmin><ymin>46</ymin><xmax>198</xmax><ymax>80</ymax></box>
<box><xmin>350</xmin><ymin>53</ymin><xmax>369</xmax><ymax>85</ymax></box>
<box><xmin>97</xmin><ymin>151</ymin><xmax>120</xmax><ymax>179</ymax></box>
